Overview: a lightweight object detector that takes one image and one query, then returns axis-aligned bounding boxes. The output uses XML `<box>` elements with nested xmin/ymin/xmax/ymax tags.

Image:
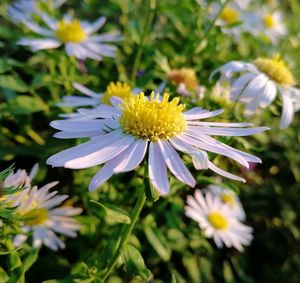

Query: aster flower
<box><xmin>251</xmin><ymin>9</ymin><xmax>287</xmax><ymax>43</ymax></box>
<box><xmin>185</xmin><ymin>190</ymin><xmax>253</xmax><ymax>251</ymax></box>
<box><xmin>211</xmin><ymin>56</ymin><xmax>300</xmax><ymax>128</ymax></box>
<box><xmin>18</xmin><ymin>14</ymin><xmax>121</xmax><ymax>61</ymax></box>
<box><xmin>205</xmin><ymin>185</ymin><xmax>246</xmax><ymax>220</ymax></box>
<box><xmin>209</xmin><ymin>2</ymin><xmax>252</xmax><ymax>39</ymax></box>
<box><xmin>7</xmin><ymin>0</ymin><xmax>66</xmax><ymax>24</ymax></box>
<box><xmin>12</xmin><ymin>182</ymin><xmax>82</xmax><ymax>250</ymax></box>
<box><xmin>58</xmin><ymin>81</ymin><xmax>140</xmax><ymax>108</ymax></box>
<box><xmin>47</xmin><ymin>92</ymin><xmax>267</xmax><ymax>195</ymax></box>
<box><xmin>3</xmin><ymin>164</ymin><xmax>38</xmax><ymax>189</ymax></box>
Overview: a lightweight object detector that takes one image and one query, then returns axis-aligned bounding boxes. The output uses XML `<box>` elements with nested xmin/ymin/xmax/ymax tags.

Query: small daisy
<box><xmin>211</xmin><ymin>55</ymin><xmax>300</xmax><ymax>128</ymax></box>
<box><xmin>58</xmin><ymin>81</ymin><xmax>140</xmax><ymax>108</ymax></box>
<box><xmin>3</xmin><ymin>164</ymin><xmax>38</xmax><ymax>189</ymax></box>
<box><xmin>185</xmin><ymin>190</ymin><xmax>253</xmax><ymax>251</ymax></box>
<box><xmin>7</xmin><ymin>0</ymin><xmax>66</xmax><ymax>24</ymax></box>
<box><xmin>205</xmin><ymin>185</ymin><xmax>246</xmax><ymax>220</ymax></box>
<box><xmin>255</xmin><ymin>10</ymin><xmax>287</xmax><ymax>43</ymax></box>
<box><xmin>47</xmin><ymin>92</ymin><xmax>267</xmax><ymax>195</ymax></box>
<box><xmin>209</xmin><ymin>2</ymin><xmax>251</xmax><ymax>38</ymax></box>
<box><xmin>13</xmin><ymin>182</ymin><xmax>82</xmax><ymax>250</ymax></box>
<box><xmin>18</xmin><ymin>14</ymin><xmax>121</xmax><ymax>61</ymax></box>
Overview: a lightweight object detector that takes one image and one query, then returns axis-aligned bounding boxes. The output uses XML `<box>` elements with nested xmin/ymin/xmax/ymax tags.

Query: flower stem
<box><xmin>130</xmin><ymin>0</ymin><xmax>156</xmax><ymax>84</ymax></box>
<box><xmin>101</xmin><ymin>172</ymin><xmax>147</xmax><ymax>282</ymax></box>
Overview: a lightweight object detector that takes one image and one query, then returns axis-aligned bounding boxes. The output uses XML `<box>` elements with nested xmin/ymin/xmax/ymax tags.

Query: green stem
<box><xmin>201</xmin><ymin>0</ymin><xmax>232</xmax><ymax>42</ymax></box>
<box><xmin>130</xmin><ymin>0</ymin><xmax>156</xmax><ymax>84</ymax></box>
<box><xmin>101</xmin><ymin>175</ymin><xmax>147</xmax><ymax>282</ymax></box>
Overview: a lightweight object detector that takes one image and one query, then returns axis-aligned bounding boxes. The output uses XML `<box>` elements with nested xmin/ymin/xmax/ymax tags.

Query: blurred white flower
<box><xmin>47</xmin><ymin>92</ymin><xmax>267</xmax><ymax>194</ymax></box>
<box><xmin>185</xmin><ymin>190</ymin><xmax>253</xmax><ymax>251</ymax></box>
<box><xmin>249</xmin><ymin>9</ymin><xmax>287</xmax><ymax>43</ymax></box>
<box><xmin>211</xmin><ymin>56</ymin><xmax>300</xmax><ymax>128</ymax></box>
<box><xmin>209</xmin><ymin>2</ymin><xmax>252</xmax><ymax>39</ymax></box>
<box><xmin>18</xmin><ymin>14</ymin><xmax>121</xmax><ymax>61</ymax></box>
<box><xmin>8</xmin><ymin>0</ymin><xmax>66</xmax><ymax>23</ymax></box>
<box><xmin>3</xmin><ymin>164</ymin><xmax>38</xmax><ymax>189</ymax></box>
<box><xmin>13</xmin><ymin>182</ymin><xmax>82</xmax><ymax>250</ymax></box>
<box><xmin>205</xmin><ymin>185</ymin><xmax>246</xmax><ymax>220</ymax></box>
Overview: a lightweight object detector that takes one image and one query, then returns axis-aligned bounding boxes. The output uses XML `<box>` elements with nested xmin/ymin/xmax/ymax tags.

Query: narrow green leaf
<box><xmin>0</xmin><ymin>75</ymin><xmax>28</xmax><ymax>92</ymax></box>
<box><xmin>90</xmin><ymin>200</ymin><xmax>131</xmax><ymax>224</ymax></box>
<box><xmin>122</xmin><ymin>244</ymin><xmax>152</xmax><ymax>281</ymax></box>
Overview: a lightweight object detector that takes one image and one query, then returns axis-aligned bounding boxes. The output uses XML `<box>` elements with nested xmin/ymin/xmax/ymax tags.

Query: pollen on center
<box><xmin>119</xmin><ymin>92</ymin><xmax>186</xmax><ymax>142</ymax></box>
<box><xmin>55</xmin><ymin>19</ymin><xmax>87</xmax><ymax>43</ymax></box>
<box><xmin>101</xmin><ymin>82</ymin><xmax>132</xmax><ymax>105</ymax></box>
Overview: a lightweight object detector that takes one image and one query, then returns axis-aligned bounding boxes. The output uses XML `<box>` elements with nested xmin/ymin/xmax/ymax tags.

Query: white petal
<box><xmin>50</xmin><ymin>120</ymin><xmax>106</xmax><ymax>132</ymax></box>
<box><xmin>158</xmin><ymin>141</ymin><xmax>195</xmax><ymax>187</ymax></box>
<box><xmin>148</xmin><ymin>142</ymin><xmax>170</xmax><ymax>195</ymax></box>
<box><xmin>88</xmin><ymin>31</ymin><xmax>122</xmax><ymax>42</ymax></box>
<box><xmin>113</xmin><ymin>139</ymin><xmax>148</xmax><ymax>173</ymax></box>
<box><xmin>18</xmin><ymin>38</ymin><xmax>61</xmax><ymax>51</ymax></box>
<box><xmin>58</xmin><ymin>96</ymin><xmax>99</xmax><ymax>107</ymax></box>
<box><xmin>84</xmin><ymin>16</ymin><xmax>106</xmax><ymax>34</ymax></box>
<box><xmin>78</xmin><ymin>105</ymin><xmax>121</xmax><ymax>118</ymax></box>
<box><xmin>73</xmin><ymin>82</ymin><xmax>101</xmax><ymax>97</ymax></box>
<box><xmin>208</xmin><ymin>161</ymin><xmax>246</xmax><ymax>182</ymax></box>
<box><xmin>184</xmin><ymin>108</ymin><xmax>223</xmax><ymax>120</ymax></box>
<box><xmin>23</xmin><ymin>20</ymin><xmax>53</xmax><ymax>36</ymax></box>
<box><xmin>53</xmin><ymin>131</ymin><xmax>99</xmax><ymax>139</ymax></box>
<box><xmin>230</xmin><ymin>73</ymin><xmax>257</xmax><ymax>101</ymax></box>
<box><xmin>280</xmin><ymin>92</ymin><xmax>294</xmax><ymax>129</ymax></box>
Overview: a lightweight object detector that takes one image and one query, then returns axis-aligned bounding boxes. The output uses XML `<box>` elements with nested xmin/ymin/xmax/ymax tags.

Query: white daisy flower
<box><xmin>205</xmin><ymin>185</ymin><xmax>246</xmax><ymax>220</ymax></box>
<box><xmin>47</xmin><ymin>92</ymin><xmax>267</xmax><ymax>195</ymax></box>
<box><xmin>13</xmin><ymin>182</ymin><xmax>82</xmax><ymax>250</ymax></box>
<box><xmin>18</xmin><ymin>14</ymin><xmax>121</xmax><ymax>61</ymax></box>
<box><xmin>211</xmin><ymin>56</ymin><xmax>300</xmax><ymax>128</ymax></box>
<box><xmin>8</xmin><ymin>0</ymin><xmax>66</xmax><ymax>24</ymax></box>
<box><xmin>209</xmin><ymin>2</ymin><xmax>251</xmax><ymax>38</ymax></box>
<box><xmin>185</xmin><ymin>190</ymin><xmax>253</xmax><ymax>251</ymax></box>
<box><xmin>3</xmin><ymin>164</ymin><xmax>39</xmax><ymax>189</ymax></box>
<box><xmin>253</xmin><ymin>10</ymin><xmax>287</xmax><ymax>43</ymax></box>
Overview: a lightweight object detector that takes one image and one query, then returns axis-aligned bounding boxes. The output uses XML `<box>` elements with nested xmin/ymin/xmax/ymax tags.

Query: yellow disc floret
<box><xmin>263</xmin><ymin>14</ymin><xmax>275</xmax><ymax>29</ymax></box>
<box><xmin>167</xmin><ymin>68</ymin><xmax>198</xmax><ymax>90</ymax></box>
<box><xmin>219</xmin><ymin>7</ymin><xmax>239</xmax><ymax>24</ymax></box>
<box><xmin>55</xmin><ymin>19</ymin><xmax>86</xmax><ymax>43</ymax></box>
<box><xmin>101</xmin><ymin>82</ymin><xmax>132</xmax><ymax>105</ymax></box>
<box><xmin>220</xmin><ymin>194</ymin><xmax>235</xmax><ymax>206</ymax></box>
<box><xmin>120</xmin><ymin>92</ymin><xmax>186</xmax><ymax>142</ymax></box>
<box><xmin>253</xmin><ymin>55</ymin><xmax>295</xmax><ymax>86</ymax></box>
<box><xmin>208</xmin><ymin>212</ymin><xmax>229</xmax><ymax>230</ymax></box>
<box><xmin>22</xmin><ymin>208</ymin><xmax>49</xmax><ymax>226</ymax></box>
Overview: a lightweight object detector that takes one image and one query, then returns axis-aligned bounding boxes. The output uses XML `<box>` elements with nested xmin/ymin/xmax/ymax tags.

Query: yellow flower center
<box><xmin>55</xmin><ymin>19</ymin><xmax>86</xmax><ymax>43</ymax></box>
<box><xmin>220</xmin><ymin>194</ymin><xmax>235</xmax><ymax>206</ymax></box>
<box><xmin>253</xmin><ymin>56</ymin><xmax>295</xmax><ymax>86</ymax></box>
<box><xmin>167</xmin><ymin>68</ymin><xmax>198</xmax><ymax>90</ymax></box>
<box><xmin>101</xmin><ymin>82</ymin><xmax>132</xmax><ymax>105</ymax></box>
<box><xmin>263</xmin><ymin>14</ymin><xmax>275</xmax><ymax>28</ymax></box>
<box><xmin>119</xmin><ymin>92</ymin><xmax>186</xmax><ymax>142</ymax></box>
<box><xmin>219</xmin><ymin>7</ymin><xmax>239</xmax><ymax>24</ymax></box>
<box><xmin>208</xmin><ymin>212</ymin><xmax>229</xmax><ymax>230</ymax></box>
<box><xmin>22</xmin><ymin>208</ymin><xmax>49</xmax><ymax>226</ymax></box>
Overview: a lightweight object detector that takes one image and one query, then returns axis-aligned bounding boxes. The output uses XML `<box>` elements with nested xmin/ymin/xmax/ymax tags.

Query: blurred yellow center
<box><xmin>101</xmin><ymin>82</ymin><xmax>132</xmax><ymax>105</ymax></box>
<box><xmin>263</xmin><ymin>14</ymin><xmax>275</xmax><ymax>28</ymax></box>
<box><xmin>220</xmin><ymin>194</ymin><xmax>235</xmax><ymax>206</ymax></box>
<box><xmin>167</xmin><ymin>68</ymin><xmax>198</xmax><ymax>90</ymax></box>
<box><xmin>55</xmin><ymin>20</ymin><xmax>86</xmax><ymax>43</ymax></box>
<box><xmin>253</xmin><ymin>56</ymin><xmax>295</xmax><ymax>86</ymax></box>
<box><xmin>23</xmin><ymin>208</ymin><xmax>49</xmax><ymax>226</ymax></box>
<box><xmin>219</xmin><ymin>7</ymin><xmax>239</xmax><ymax>24</ymax></box>
<box><xmin>120</xmin><ymin>93</ymin><xmax>186</xmax><ymax>142</ymax></box>
<box><xmin>208</xmin><ymin>212</ymin><xmax>228</xmax><ymax>230</ymax></box>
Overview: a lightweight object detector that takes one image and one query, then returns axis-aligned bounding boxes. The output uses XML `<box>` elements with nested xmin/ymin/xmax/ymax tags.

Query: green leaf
<box><xmin>0</xmin><ymin>266</ymin><xmax>9</xmax><ymax>282</ymax></box>
<box><xmin>23</xmin><ymin>248</ymin><xmax>39</xmax><ymax>272</ymax></box>
<box><xmin>90</xmin><ymin>200</ymin><xmax>131</xmax><ymax>224</ymax></box>
<box><xmin>2</xmin><ymin>95</ymin><xmax>49</xmax><ymax>115</ymax></box>
<box><xmin>144</xmin><ymin>226</ymin><xmax>171</xmax><ymax>262</ymax></box>
<box><xmin>122</xmin><ymin>244</ymin><xmax>152</xmax><ymax>281</ymax></box>
<box><xmin>0</xmin><ymin>75</ymin><xmax>28</xmax><ymax>92</ymax></box>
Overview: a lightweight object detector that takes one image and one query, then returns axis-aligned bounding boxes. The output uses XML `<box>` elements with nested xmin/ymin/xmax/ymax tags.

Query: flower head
<box><xmin>211</xmin><ymin>57</ymin><xmax>300</xmax><ymax>128</ymax></box>
<box><xmin>185</xmin><ymin>190</ymin><xmax>253</xmax><ymax>251</ymax></box>
<box><xmin>18</xmin><ymin>14</ymin><xmax>121</xmax><ymax>61</ymax></box>
<box><xmin>13</xmin><ymin>183</ymin><xmax>82</xmax><ymax>250</ymax></box>
<box><xmin>47</xmin><ymin>91</ymin><xmax>267</xmax><ymax>195</ymax></box>
<box><xmin>206</xmin><ymin>185</ymin><xmax>246</xmax><ymax>220</ymax></box>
